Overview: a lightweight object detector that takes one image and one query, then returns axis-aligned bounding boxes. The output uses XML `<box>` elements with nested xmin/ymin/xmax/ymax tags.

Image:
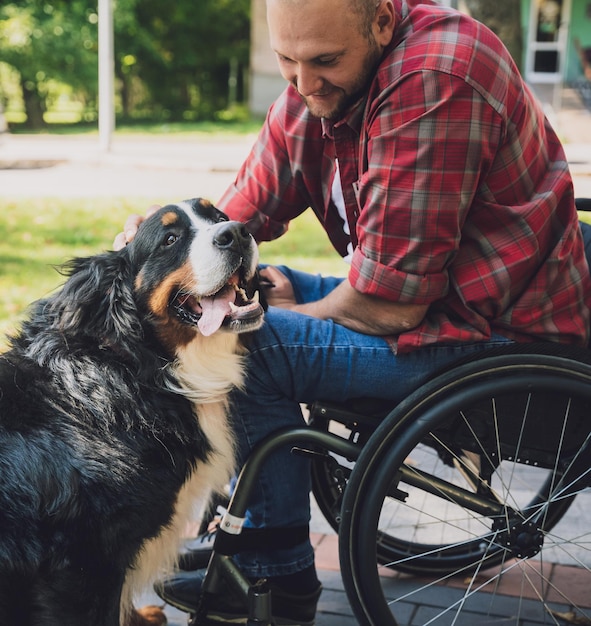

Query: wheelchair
<box><xmin>310</xmin><ymin>342</ymin><xmax>591</xmax><ymax>625</ymax></box>
<box><xmin>190</xmin><ymin>202</ymin><xmax>591</xmax><ymax>626</ymax></box>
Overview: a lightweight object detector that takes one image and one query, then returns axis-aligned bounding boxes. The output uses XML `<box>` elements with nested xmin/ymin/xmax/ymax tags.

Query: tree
<box><xmin>0</xmin><ymin>1</ymin><xmax>99</xmax><ymax>129</ymax></box>
<box><xmin>116</xmin><ymin>0</ymin><xmax>250</xmax><ymax>120</ymax></box>
<box><xmin>0</xmin><ymin>0</ymin><xmax>251</xmax><ymax>126</ymax></box>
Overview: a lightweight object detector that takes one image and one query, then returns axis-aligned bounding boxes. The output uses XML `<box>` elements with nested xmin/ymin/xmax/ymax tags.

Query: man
<box><xmin>119</xmin><ymin>0</ymin><xmax>591</xmax><ymax>623</ymax></box>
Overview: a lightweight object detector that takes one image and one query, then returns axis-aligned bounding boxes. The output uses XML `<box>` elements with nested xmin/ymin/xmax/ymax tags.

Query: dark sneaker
<box><xmin>154</xmin><ymin>568</ymin><xmax>321</xmax><ymax>626</ymax></box>
<box><xmin>177</xmin><ymin>525</ymin><xmax>218</xmax><ymax>571</ymax></box>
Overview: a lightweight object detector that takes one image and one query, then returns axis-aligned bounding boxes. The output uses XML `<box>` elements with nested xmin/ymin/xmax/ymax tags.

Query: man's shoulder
<box><xmin>371</xmin><ymin>3</ymin><xmax>520</xmax><ymax>115</ymax></box>
<box><xmin>380</xmin><ymin>4</ymin><xmax>513</xmax><ymax>86</ymax></box>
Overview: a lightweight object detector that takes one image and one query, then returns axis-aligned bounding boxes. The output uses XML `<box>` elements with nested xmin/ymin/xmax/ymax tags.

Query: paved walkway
<box><xmin>134</xmin><ymin>526</ymin><xmax>591</xmax><ymax>625</ymax></box>
<box><xmin>0</xmin><ymin>87</ymin><xmax>590</xmax><ymax>201</ymax></box>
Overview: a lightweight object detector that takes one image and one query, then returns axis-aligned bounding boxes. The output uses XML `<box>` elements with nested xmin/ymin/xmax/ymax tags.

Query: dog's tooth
<box><xmin>253</xmin><ymin>291</ymin><xmax>260</xmax><ymax>303</ymax></box>
<box><xmin>228</xmin><ymin>302</ymin><xmax>240</xmax><ymax>313</ymax></box>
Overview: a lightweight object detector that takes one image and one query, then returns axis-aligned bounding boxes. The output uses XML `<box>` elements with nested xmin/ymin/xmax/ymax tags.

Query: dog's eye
<box><xmin>164</xmin><ymin>233</ymin><xmax>179</xmax><ymax>246</ymax></box>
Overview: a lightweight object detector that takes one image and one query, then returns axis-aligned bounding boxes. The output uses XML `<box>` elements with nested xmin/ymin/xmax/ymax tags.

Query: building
<box><xmin>248</xmin><ymin>0</ymin><xmax>591</xmax><ymax>116</ymax></box>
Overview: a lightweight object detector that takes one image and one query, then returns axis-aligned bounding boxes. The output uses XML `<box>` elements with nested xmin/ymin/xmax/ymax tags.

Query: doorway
<box><xmin>526</xmin><ymin>0</ymin><xmax>572</xmax><ymax>83</ymax></box>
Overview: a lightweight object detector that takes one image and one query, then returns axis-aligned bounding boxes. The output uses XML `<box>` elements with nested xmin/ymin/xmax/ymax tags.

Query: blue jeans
<box><xmin>230</xmin><ymin>267</ymin><xmax>512</xmax><ymax>578</ymax></box>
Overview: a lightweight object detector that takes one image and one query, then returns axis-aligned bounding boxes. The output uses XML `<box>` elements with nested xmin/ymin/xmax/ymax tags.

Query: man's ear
<box><xmin>374</xmin><ymin>0</ymin><xmax>396</xmax><ymax>47</ymax></box>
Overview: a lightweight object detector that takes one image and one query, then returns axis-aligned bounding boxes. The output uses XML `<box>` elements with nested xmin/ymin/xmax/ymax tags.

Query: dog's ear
<box><xmin>53</xmin><ymin>251</ymin><xmax>143</xmax><ymax>350</ymax></box>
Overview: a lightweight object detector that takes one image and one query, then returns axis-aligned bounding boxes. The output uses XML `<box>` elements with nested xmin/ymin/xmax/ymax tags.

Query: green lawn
<box><xmin>8</xmin><ymin>115</ymin><xmax>265</xmax><ymax>138</ymax></box>
<box><xmin>0</xmin><ymin>198</ymin><xmax>346</xmax><ymax>348</ymax></box>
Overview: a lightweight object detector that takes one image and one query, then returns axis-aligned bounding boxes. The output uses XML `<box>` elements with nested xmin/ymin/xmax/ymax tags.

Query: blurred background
<box><xmin>0</xmin><ymin>0</ymin><xmax>590</xmax><ymax>132</ymax></box>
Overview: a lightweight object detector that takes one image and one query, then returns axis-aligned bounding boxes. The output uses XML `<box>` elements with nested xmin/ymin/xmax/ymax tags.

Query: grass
<box><xmin>0</xmin><ymin>197</ymin><xmax>347</xmax><ymax>349</ymax></box>
<box><xmin>8</xmin><ymin>112</ymin><xmax>266</xmax><ymax>138</ymax></box>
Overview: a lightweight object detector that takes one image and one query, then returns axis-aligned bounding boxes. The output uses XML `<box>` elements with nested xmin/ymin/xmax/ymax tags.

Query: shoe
<box><xmin>177</xmin><ymin>525</ymin><xmax>218</xmax><ymax>571</ymax></box>
<box><xmin>154</xmin><ymin>568</ymin><xmax>321</xmax><ymax>626</ymax></box>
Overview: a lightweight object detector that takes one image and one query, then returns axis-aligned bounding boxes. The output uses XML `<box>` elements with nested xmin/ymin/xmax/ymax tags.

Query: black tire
<box><xmin>339</xmin><ymin>350</ymin><xmax>591</xmax><ymax>625</ymax></box>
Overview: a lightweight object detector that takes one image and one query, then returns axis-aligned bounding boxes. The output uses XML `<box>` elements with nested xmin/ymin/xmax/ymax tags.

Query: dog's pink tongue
<box><xmin>197</xmin><ymin>285</ymin><xmax>235</xmax><ymax>336</ymax></box>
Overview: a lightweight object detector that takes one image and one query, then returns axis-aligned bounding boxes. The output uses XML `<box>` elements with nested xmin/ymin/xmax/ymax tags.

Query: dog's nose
<box><xmin>213</xmin><ymin>222</ymin><xmax>251</xmax><ymax>251</ymax></box>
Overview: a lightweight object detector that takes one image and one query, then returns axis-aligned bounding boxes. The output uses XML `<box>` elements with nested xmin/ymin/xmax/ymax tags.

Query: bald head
<box><xmin>267</xmin><ymin>0</ymin><xmax>381</xmax><ymax>39</ymax></box>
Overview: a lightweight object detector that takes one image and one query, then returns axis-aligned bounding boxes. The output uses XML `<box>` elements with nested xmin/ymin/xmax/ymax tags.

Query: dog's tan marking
<box><xmin>161</xmin><ymin>211</ymin><xmax>179</xmax><ymax>227</ymax></box>
<box><xmin>136</xmin><ymin>261</ymin><xmax>206</xmax><ymax>351</ymax></box>
<box><xmin>157</xmin><ymin>322</ymin><xmax>195</xmax><ymax>352</ymax></box>
<box><xmin>143</xmin><ymin>264</ymin><xmax>194</xmax><ymax>318</ymax></box>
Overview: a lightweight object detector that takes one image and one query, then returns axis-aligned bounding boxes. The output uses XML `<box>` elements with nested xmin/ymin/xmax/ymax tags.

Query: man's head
<box><xmin>267</xmin><ymin>0</ymin><xmax>395</xmax><ymax>120</ymax></box>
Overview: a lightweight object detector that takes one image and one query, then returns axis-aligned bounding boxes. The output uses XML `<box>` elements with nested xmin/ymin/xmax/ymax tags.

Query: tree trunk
<box><xmin>116</xmin><ymin>67</ymin><xmax>133</xmax><ymax>118</ymax></box>
<box><xmin>463</xmin><ymin>0</ymin><xmax>523</xmax><ymax>72</ymax></box>
<box><xmin>20</xmin><ymin>78</ymin><xmax>46</xmax><ymax>129</ymax></box>
<box><xmin>0</xmin><ymin>99</ymin><xmax>8</xmax><ymax>135</ymax></box>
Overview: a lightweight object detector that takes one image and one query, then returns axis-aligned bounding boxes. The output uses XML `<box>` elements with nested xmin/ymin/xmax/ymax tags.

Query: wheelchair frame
<box><xmin>187</xmin><ymin>344</ymin><xmax>591</xmax><ymax>626</ymax></box>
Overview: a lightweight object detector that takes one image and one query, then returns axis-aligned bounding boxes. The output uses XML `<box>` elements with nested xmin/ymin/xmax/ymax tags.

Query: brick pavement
<box><xmin>135</xmin><ymin>529</ymin><xmax>591</xmax><ymax>625</ymax></box>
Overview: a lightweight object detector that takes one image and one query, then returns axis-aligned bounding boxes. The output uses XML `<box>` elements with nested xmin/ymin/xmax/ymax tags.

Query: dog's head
<box><xmin>126</xmin><ymin>198</ymin><xmax>265</xmax><ymax>348</ymax></box>
<box><xmin>20</xmin><ymin>199</ymin><xmax>265</xmax><ymax>369</ymax></box>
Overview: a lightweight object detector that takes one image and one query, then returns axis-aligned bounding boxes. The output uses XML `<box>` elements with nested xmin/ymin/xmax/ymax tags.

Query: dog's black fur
<box><xmin>0</xmin><ymin>198</ymin><xmax>264</xmax><ymax>625</ymax></box>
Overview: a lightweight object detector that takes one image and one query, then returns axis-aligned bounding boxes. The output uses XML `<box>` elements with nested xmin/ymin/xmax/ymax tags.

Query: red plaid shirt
<box><xmin>218</xmin><ymin>0</ymin><xmax>591</xmax><ymax>352</ymax></box>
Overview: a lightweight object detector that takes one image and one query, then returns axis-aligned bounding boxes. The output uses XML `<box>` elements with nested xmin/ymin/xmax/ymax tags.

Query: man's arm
<box><xmin>261</xmin><ymin>266</ymin><xmax>428</xmax><ymax>336</ymax></box>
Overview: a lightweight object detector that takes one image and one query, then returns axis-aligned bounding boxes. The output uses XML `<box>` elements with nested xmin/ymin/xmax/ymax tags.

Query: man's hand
<box><xmin>259</xmin><ymin>266</ymin><xmax>298</xmax><ymax>309</ymax></box>
<box><xmin>113</xmin><ymin>205</ymin><xmax>161</xmax><ymax>250</ymax></box>
<box><xmin>263</xmin><ymin>266</ymin><xmax>428</xmax><ymax>336</ymax></box>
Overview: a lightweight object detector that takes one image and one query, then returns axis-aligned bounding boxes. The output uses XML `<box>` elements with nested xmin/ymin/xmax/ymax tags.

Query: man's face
<box><xmin>267</xmin><ymin>0</ymin><xmax>393</xmax><ymax>120</ymax></box>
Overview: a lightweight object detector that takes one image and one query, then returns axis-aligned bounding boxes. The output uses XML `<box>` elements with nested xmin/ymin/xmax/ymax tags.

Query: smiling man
<box><xmin>140</xmin><ymin>0</ymin><xmax>591</xmax><ymax>624</ymax></box>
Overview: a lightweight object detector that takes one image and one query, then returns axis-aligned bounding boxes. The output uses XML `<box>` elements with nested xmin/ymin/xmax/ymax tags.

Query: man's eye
<box><xmin>316</xmin><ymin>57</ymin><xmax>338</xmax><ymax>66</ymax></box>
<box><xmin>164</xmin><ymin>233</ymin><xmax>179</xmax><ymax>246</ymax></box>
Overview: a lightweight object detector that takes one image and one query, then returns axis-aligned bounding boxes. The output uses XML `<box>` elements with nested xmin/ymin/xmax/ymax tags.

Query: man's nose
<box><xmin>296</xmin><ymin>66</ymin><xmax>324</xmax><ymax>97</ymax></box>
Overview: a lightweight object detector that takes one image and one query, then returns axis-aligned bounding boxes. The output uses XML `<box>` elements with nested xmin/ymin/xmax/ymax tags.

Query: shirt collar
<box><xmin>320</xmin><ymin>95</ymin><xmax>368</xmax><ymax>139</ymax></box>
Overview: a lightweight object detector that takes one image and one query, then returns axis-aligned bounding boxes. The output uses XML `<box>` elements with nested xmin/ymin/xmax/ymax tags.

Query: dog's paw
<box><xmin>126</xmin><ymin>605</ymin><xmax>168</xmax><ymax>626</ymax></box>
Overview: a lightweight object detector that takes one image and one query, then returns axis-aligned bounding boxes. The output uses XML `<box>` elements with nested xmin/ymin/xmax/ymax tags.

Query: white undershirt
<box><xmin>331</xmin><ymin>159</ymin><xmax>354</xmax><ymax>263</ymax></box>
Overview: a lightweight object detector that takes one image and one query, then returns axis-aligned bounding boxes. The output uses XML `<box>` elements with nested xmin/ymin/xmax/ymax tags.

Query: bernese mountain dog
<box><xmin>0</xmin><ymin>198</ymin><xmax>265</xmax><ymax>625</ymax></box>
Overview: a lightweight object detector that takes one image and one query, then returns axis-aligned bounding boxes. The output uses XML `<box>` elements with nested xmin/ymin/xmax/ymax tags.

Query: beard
<box><xmin>298</xmin><ymin>38</ymin><xmax>382</xmax><ymax>120</ymax></box>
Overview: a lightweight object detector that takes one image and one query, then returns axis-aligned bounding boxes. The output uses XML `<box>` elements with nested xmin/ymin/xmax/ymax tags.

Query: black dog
<box><xmin>0</xmin><ymin>198</ymin><xmax>264</xmax><ymax>625</ymax></box>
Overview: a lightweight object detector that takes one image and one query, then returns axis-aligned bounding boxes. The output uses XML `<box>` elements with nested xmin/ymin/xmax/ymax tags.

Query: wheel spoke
<box><xmin>338</xmin><ymin>351</ymin><xmax>591</xmax><ymax>625</ymax></box>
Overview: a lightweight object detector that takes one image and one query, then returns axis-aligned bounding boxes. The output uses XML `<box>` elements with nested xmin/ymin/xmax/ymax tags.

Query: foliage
<box><xmin>0</xmin><ymin>0</ymin><xmax>251</xmax><ymax>128</ymax></box>
<box><xmin>0</xmin><ymin>1</ymin><xmax>99</xmax><ymax>127</ymax></box>
<box><xmin>117</xmin><ymin>0</ymin><xmax>250</xmax><ymax>120</ymax></box>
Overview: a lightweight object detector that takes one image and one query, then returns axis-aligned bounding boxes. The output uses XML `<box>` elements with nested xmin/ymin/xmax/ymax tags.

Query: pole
<box><xmin>98</xmin><ymin>0</ymin><xmax>114</xmax><ymax>152</ymax></box>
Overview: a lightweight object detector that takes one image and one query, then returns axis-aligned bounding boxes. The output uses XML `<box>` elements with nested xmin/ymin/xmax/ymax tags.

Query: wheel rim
<box><xmin>339</xmin><ymin>357</ymin><xmax>591</xmax><ymax>626</ymax></box>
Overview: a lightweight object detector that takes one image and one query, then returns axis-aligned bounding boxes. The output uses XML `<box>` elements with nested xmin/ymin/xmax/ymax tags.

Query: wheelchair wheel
<box><xmin>339</xmin><ymin>349</ymin><xmax>591</xmax><ymax>625</ymax></box>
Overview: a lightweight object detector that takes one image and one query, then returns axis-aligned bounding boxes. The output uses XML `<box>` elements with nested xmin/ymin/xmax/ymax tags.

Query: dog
<box><xmin>0</xmin><ymin>198</ymin><xmax>265</xmax><ymax>625</ymax></box>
